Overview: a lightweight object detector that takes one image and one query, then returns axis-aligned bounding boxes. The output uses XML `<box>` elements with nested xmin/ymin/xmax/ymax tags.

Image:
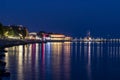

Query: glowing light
<box><xmin>64</xmin><ymin>42</ymin><xmax>71</xmax><ymax>54</ymax></box>
<box><xmin>87</xmin><ymin>42</ymin><xmax>92</xmax><ymax>80</ymax></box>
<box><xmin>50</xmin><ymin>34</ymin><xmax>65</xmax><ymax>38</ymax></box>
<box><xmin>18</xmin><ymin>45</ymin><xmax>24</xmax><ymax>80</ymax></box>
<box><xmin>51</xmin><ymin>42</ymin><xmax>62</xmax><ymax>55</ymax></box>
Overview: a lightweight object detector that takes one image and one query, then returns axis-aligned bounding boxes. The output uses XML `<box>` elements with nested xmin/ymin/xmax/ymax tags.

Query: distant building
<box><xmin>49</xmin><ymin>33</ymin><xmax>65</xmax><ymax>40</ymax></box>
<box><xmin>30</xmin><ymin>31</ymin><xmax>72</xmax><ymax>41</ymax></box>
<box><xmin>37</xmin><ymin>31</ymin><xmax>49</xmax><ymax>40</ymax></box>
<box><xmin>3</xmin><ymin>25</ymin><xmax>29</xmax><ymax>39</ymax></box>
<box><xmin>65</xmin><ymin>36</ymin><xmax>72</xmax><ymax>40</ymax></box>
<box><xmin>29</xmin><ymin>32</ymin><xmax>41</xmax><ymax>40</ymax></box>
<box><xmin>48</xmin><ymin>33</ymin><xmax>72</xmax><ymax>40</ymax></box>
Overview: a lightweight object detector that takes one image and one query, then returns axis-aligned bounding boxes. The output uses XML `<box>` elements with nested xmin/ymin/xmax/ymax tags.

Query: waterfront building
<box><xmin>3</xmin><ymin>25</ymin><xmax>29</xmax><ymax>39</ymax></box>
<box><xmin>37</xmin><ymin>32</ymin><xmax>71</xmax><ymax>41</ymax></box>
<box><xmin>49</xmin><ymin>33</ymin><xmax>65</xmax><ymax>40</ymax></box>
<box><xmin>37</xmin><ymin>31</ymin><xmax>49</xmax><ymax>40</ymax></box>
<box><xmin>65</xmin><ymin>36</ymin><xmax>73</xmax><ymax>40</ymax></box>
<box><xmin>48</xmin><ymin>33</ymin><xmax>72</xmax><ymax>41</ymax></box>
<box><xmin>29</xmin><ymin>32</ymin><xmax>41</xmax><ymax>40</ymax></box>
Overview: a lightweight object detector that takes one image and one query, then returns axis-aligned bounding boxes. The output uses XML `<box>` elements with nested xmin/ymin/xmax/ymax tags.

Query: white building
<box><xmin>29</xmin><ymin>32</ymin><xmax>41</xmax><ymax>40</ymax></box>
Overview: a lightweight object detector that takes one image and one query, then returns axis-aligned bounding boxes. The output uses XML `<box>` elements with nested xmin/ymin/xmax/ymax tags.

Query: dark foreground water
<box><xmin>3</xmin><ymin>41</ymin><xmax>120</xmax><ymax>80</ymax></box>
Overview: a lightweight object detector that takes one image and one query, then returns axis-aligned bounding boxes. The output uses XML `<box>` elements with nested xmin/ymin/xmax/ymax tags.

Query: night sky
<box><xmin>0</xmin><ymin>0</ymin><xmax>120</xmax><ymax>38</ymax></box>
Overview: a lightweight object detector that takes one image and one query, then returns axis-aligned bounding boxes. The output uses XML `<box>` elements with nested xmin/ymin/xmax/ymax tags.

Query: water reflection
<box><xmin>5</xmin><ymin>42</ymin><xmax>71</xmax><ymax>80</ymax></box>
<box><xmin>86</xmin><ymin>42</ymin><xmax>92</xmax><ymax>80</ymax></box>
<box><xmin>4</xmin><ymin>41</ymin><xmax>120</xmax><ymax>80</ymax></box>
<box><xmin>50</xmin><ymin>42</ymin><xmax>71</xmax><ymax>80</ymax></box>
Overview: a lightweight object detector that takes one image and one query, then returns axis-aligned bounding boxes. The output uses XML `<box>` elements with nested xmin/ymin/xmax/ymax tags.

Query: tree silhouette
<box><xmin>0</xmin><ymin>23</ymin><xmax>3</xmax><ymax>38</ymax></box>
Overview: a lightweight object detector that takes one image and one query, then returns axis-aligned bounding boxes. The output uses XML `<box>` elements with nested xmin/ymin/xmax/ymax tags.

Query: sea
<box><xmin>2</xmin><ymin>41</ymin><xmax>120</xmax><ymax>80</ymax></box>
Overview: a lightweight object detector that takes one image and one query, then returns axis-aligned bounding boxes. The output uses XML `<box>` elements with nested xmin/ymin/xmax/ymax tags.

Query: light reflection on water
<box><xmin>4</xmin><ymin>42</ymin><xmax>120</xmax><ymax>80</ymax></box>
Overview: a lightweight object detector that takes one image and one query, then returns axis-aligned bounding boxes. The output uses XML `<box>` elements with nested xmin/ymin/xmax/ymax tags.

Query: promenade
<box><xmin>0</xmin><ymin>39</ymin><xmax>74</xmax><ymax>49</ymax></box>
<box><xmin>0</xmin><ymin>39</ymin><xmax>45</xmax><ymax>49</ymax></box>
<box><xmin>0</xmin><ymin>38</ymin><xmax>119</xmax><ymax>50</ymax></box>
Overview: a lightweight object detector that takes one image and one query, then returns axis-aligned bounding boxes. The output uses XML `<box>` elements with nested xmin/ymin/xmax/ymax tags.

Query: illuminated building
<box><xmin>44</xmin><ymin>33</ymin><xmax>72</xmax><ymax>41</ymax></box>
<box><xmin>29</xmin><ymin>31</ymin><xmax>72</xmax><ymax>41</ymax></box>
<box><xmin>29</xmin><ymin>32</ymin><xmax>41</xmax><ymax>40</ymax></box>
<box><xmin>3</xmin><ymin>25</ymin><xmax>29</xmax><ymax>39</ymax></box>
<box><xmin>65</xmin><ymin>36</ymin><xmax>72</xmax><ymax>40</ymax></box>
<box><xmin>49</xmin><ymin>33</ymin><xmax>65</xmax><ymax>40</ymax></box>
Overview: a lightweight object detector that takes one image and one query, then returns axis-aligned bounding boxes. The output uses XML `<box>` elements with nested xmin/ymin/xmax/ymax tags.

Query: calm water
<box><xmin>3</xmin><ymin>41</ymin><xmax>120</xmax><ymax>80</ymax></box>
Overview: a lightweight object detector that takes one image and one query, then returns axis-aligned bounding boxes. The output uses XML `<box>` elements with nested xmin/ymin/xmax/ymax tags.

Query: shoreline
<box><xmin>0</xmin><ymin>38</ymin><xmax>119</xmax><ymax>50</ymax></box>
<box><xmin>0</xmin><ymin>39</ymin><xmax>74</xmax><ymax>49</ymax></box>
<box><xmin>0</xmin><ymin>39</ymin><xmax>46</xmax><ymax>49</ymax></box>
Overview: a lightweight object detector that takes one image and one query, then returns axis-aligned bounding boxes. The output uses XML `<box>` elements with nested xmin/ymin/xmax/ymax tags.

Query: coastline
<box><xmin>0</xmin><ymin>38</ymin><xmax>119</xmax><ymax>50</ymax></box>
<box><xmin>0</xmin><ymin>39</ymin><xmax>47</xmax><ymax>50</ymax></box>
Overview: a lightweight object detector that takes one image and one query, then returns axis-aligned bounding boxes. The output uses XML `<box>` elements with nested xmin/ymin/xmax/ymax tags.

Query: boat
<box><xmin>84</xmin><ymin>36</ymin><xmax>92</xmax><ymax>42</ymax></box>
<box><xmin>83</xmin><ymin>31</ymin><xmax>92</xmax><ymax>42</ymax></box>
<box><xmin>83</xmin><ymin>31</ymin><xmax>104</xmax><ymax>42</ymax></box>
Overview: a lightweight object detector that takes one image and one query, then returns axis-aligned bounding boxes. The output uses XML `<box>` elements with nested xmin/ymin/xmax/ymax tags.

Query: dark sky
<box><xmin>0</xmin><ymin>0</ymin><xmax>120</xmax><ymax>38</ymax></box>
